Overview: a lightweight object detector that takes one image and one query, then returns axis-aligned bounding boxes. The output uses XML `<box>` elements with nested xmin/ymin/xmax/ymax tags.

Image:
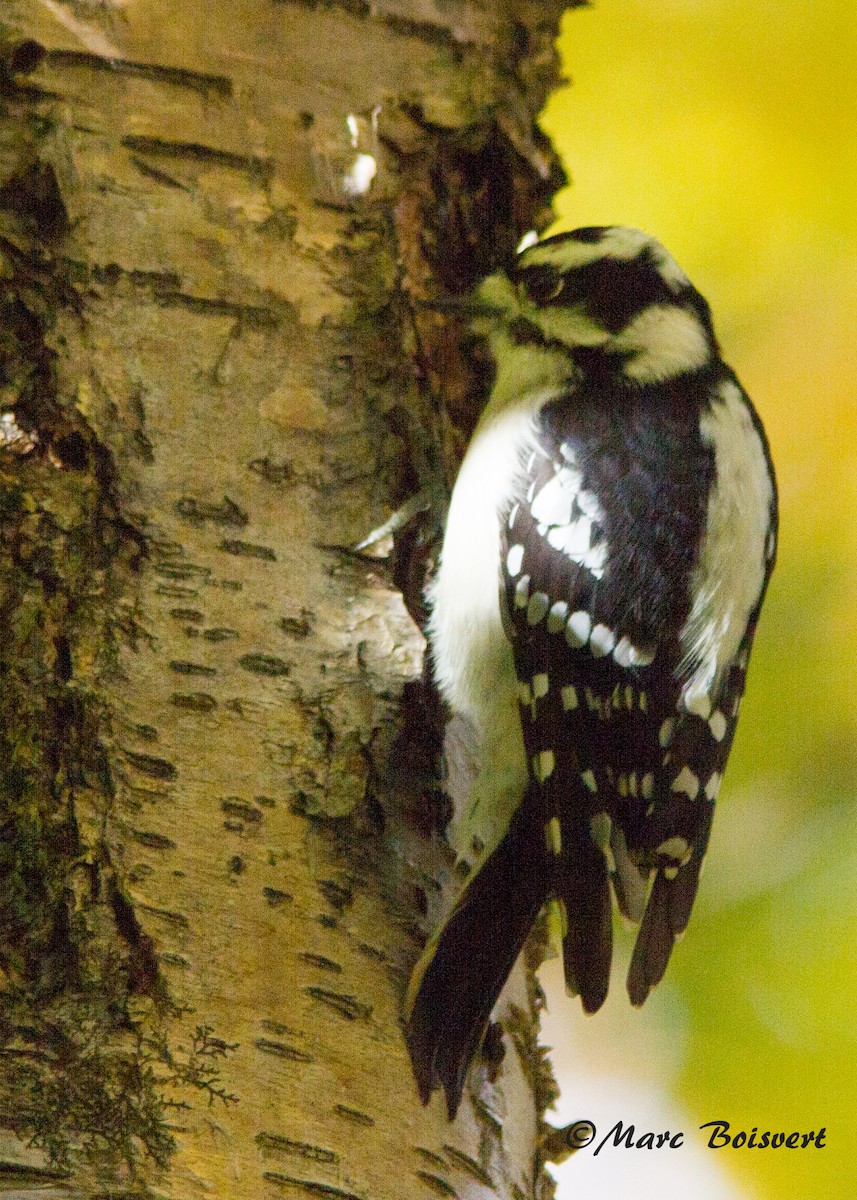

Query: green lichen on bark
<box><xmin>0</xmin><ymin>993</ymin><xmax>236</xmax><ymax>1173</ymax></box>
<box><xmin>0</xmin><ymin>51</ymin><xmax>235</xmax><ymax>1176</ymax></box>
<box><xmin>0</xmin><ymin>115</ymin><xmax>114</xmax><ymax>995</ymax></box>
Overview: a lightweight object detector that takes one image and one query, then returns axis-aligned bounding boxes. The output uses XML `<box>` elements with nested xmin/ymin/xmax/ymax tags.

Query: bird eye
<box><xmin>520</xmin><ymin>267</ymin><xmax>565</xmax><ymax>305</ymax></box>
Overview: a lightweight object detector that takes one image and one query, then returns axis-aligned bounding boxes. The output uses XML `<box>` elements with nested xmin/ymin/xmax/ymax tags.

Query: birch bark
<box><xmin>0</xmin><ymin>3</ymin><xmax>576</xmax><ymax>1196</ymax></box>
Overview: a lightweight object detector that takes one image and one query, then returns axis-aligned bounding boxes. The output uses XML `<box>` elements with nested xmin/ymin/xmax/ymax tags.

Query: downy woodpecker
<box><xmin>405</xmin><ymin>226</ymin><xmax>777</xmax><ymax>1118</ymax></box>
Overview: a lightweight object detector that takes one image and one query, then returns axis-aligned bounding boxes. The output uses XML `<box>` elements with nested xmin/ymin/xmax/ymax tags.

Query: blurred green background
<box><xmin>538</xmin><ymin>3</ymin><xmax>856</xmax><ymax>1197</ymax></box>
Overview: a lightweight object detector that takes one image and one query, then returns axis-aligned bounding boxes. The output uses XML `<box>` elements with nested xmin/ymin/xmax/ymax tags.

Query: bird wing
<box><xmin>500</xmin><ymin>390</ymin><xmax>743</xmax><ymax>1008</ymax></box>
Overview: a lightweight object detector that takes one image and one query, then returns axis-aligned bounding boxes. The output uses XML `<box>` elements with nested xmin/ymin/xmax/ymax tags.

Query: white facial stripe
<box><xmin>517</xmin><ymin>239</ymin><xmax>608</xmax><ymax>271</ymax></box>
<box><xmin>680</xmin><ymin>380</ymin><xmax>773</xmax><ymax>699</ymax></box>
<box><xmin>480</xmin><ymin>235</ymin><xmax>706</xmax><ymax>388</ymax></box>
<box><xmin>518</xmin><ymin>227</ymin><xmax>690</xmax><ymax>289</ymax></box>
<box><xmin>521</xmin><ymin>227</ymin><xmax>652</xmax><ymax>272</ymax></box>
<box><xmin>615</xmin><ymin>304</ymin><xmax>711</xmax><ymax>382</ymax></box>
<box><xmin>529</xmin><ymin>305</ymin><xmax>611</xmax><ymax>348</ymax></box>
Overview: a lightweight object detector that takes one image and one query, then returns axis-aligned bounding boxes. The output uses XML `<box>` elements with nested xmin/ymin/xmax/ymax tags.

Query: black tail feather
<box><xmin>558</xmin><ymin>829</ymin><xmax>613</xmax><ymax>1013</ymax></box>
<box><xmin>627</xmin><ymin>854</ymin><xmax>704</xmax><ymax>1006</ymax></box>
<box><xmin>405</xmin><ymin>802</ymin><xmax>549</xmax><ymax>1118</ymax></box>
<box><xmin>627</xmin><ymin>803</ymin><xmax>713</xmax><ymax>1006</ymax></box>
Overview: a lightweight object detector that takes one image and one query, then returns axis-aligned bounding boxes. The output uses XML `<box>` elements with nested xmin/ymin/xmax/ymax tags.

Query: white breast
<box><xmin>427</xmin><ymin>354</ymin><xmax>565</xmax><ymax>857</ymax></box>
<box><xmin>427</xmin><ymin>334</ymin><xmax>567</xmax><ymax>721</ymax></box>
<box><xmin>427</xmin><ymin>403</ymin><xmax>537</xmax><ymax>721</ymax></box>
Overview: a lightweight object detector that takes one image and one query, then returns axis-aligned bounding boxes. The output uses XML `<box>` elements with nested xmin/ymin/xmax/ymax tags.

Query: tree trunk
<box><xmin>0</xmin><ymin>2</ymin><xmax>574</xmax><ymax>1196</ymax></box>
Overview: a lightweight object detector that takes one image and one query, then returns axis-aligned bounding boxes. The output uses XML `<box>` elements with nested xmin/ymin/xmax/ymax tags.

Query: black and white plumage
<box><xmin>405</xmin><ymin>226</ymin><xmax>777</xmax><ymax>1119</ymax></box>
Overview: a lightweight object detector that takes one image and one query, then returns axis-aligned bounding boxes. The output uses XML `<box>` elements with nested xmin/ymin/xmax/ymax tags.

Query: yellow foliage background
<box><xmin>539</xmin><ymin>3</ymin><xmax>856</xmax><ymax>1197</ymax></box>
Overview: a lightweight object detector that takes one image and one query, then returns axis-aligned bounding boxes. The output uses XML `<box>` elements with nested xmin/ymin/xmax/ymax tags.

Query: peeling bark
<box><xmin>0</xmin><ymin>2</ymin><xmax>579</xmax><ymax>1196</ymax></box>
